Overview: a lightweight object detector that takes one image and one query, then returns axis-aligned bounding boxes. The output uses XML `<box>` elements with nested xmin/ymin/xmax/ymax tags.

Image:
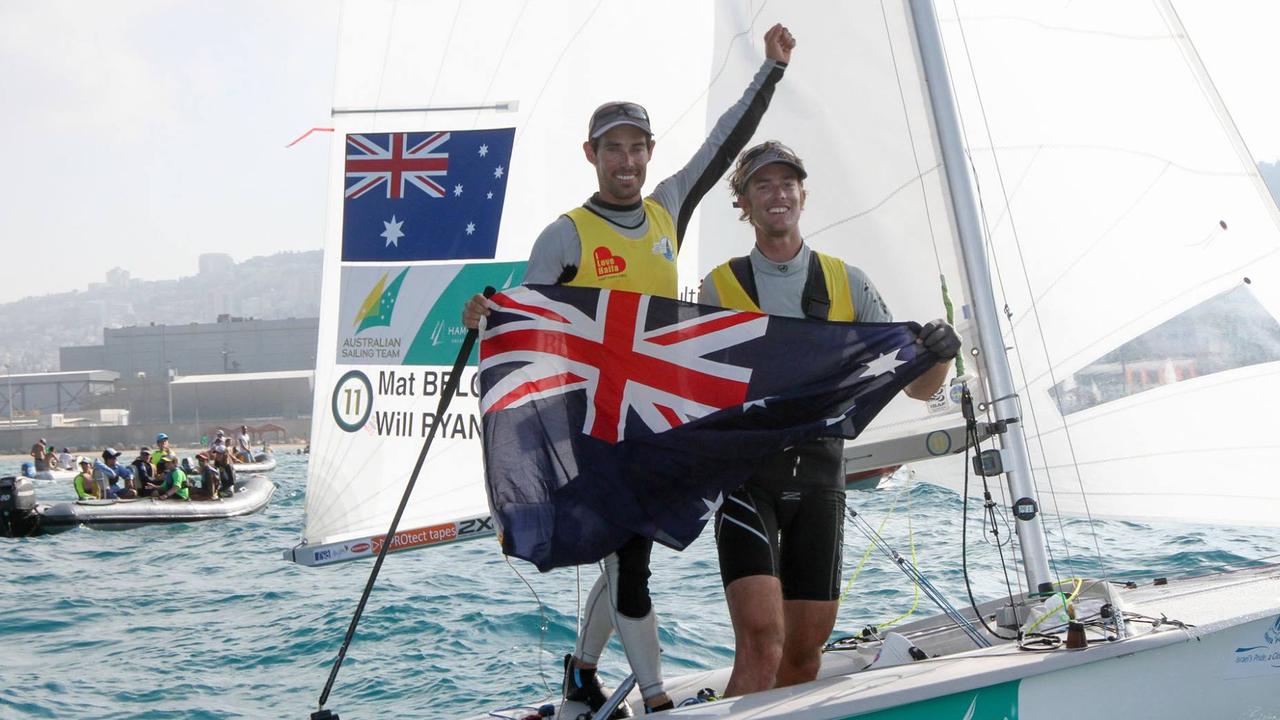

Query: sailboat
<box><xmin>288</xmin><ymin>0</ymin><xmax>1280</xmax><ymax>716</ymax></box>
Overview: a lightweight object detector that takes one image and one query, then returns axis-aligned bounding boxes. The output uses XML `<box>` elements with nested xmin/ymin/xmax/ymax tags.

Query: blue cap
<box><xmin>156</xmin><ymin>433</ymin><xmax>169</xmax><ymax>443</ymax></box>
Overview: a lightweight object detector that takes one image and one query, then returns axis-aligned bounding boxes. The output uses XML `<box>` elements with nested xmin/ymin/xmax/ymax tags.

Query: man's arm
<box><xmin>905</xmin><ymin>320</ymin><xmax>961</xmax><ymax>400</ymax></box>
<box><xmin>651</xmin><ymin>23</ymin><xmax>796</xmax><ymax>247</ymax></box>
<box><xmin>462</xmin><ymin>217</ymin><xmax>580</xmax><ymax>329</ymax></box>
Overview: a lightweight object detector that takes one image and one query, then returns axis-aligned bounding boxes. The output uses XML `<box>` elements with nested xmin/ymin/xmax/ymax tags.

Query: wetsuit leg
<box><xmin>776</xmin><ymin>439</ymin><xmax>845</xmax><ymax>601</ymax></box>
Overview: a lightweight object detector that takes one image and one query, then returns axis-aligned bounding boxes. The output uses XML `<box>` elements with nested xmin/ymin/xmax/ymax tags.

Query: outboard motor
<box><xmin>1</xmin><ymin>475</ymin><xmax>41</xmax><ymax>537</ymax></box>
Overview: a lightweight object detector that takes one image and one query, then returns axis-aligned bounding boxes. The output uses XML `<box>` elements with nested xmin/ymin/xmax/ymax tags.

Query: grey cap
<box><xmin>588</xmin><ymin>102</ymin><xmax>652</xmax><ymax>140</ymax></box>
<box><xmin>102</xmin><ymin>447</ymin><xmax>122</xmax><ymax>459</ymax></box>
<box><xmin>731</xmin><ymin>141</ymin><xmax>808</xmax><ymax>194</ymax></box>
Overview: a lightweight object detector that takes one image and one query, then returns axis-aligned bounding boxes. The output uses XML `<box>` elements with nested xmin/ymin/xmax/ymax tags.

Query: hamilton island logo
<box><xmin>354</xmin><ymin>268</ymin><xmax>410</xmax><ymax>334</ymax></box>
<box><xmin>1266</xmin><ymin>616</ymin><xmax>1280</xmax><ymax>645</ymax></box>
<box><xmin>652</xmin><ymin>235</ymin><xmax>674</xmax><ymax>262</ymax></box>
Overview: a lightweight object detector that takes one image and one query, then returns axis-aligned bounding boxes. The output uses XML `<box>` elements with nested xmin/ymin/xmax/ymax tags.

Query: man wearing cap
<box><xmin>462</xmin><ymin>23</ymin><xmax>797</xmax><ymax>714</ymax></box>
<box><xmin>193</xmin><ymin>453</ymin><xmax>220</xmax><ymax>500</ymax></box>
<box><xmin>154</xmin><ymin>457</ymin><xmax>189</xmax><ymax>501</ymax></box>
<box><xmin>132</xmin><ymin>446</ymin><xmax>157</xmax><ymax>496</ymax></box>
<box><xmin>212</xmin><ymin>444</ymin><xmax>238</xmax><ymax>497</ymax></box>
<box><xmin>700</xmin><ymin>141</ymin><xmax>960</xmax><ymax>695</ymax></box>
<box><xmin>72</xmin><ymin>458</ymin><xmax>99</xmax><ymax>500</ymax></box>
<box><xmin>94</xmin><ymin>448</ymin><xmax>136</xmax><ymax>499</ymax></box>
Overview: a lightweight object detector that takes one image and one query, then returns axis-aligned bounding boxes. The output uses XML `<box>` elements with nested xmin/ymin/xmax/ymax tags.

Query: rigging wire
<box><xmin>845</xmin><ymin>506</ymin><xmax>991</xmax><ymax>648</ymax></box>
<box><xmin>959</xmin><ymin>389</ymin><xmax>1018</xmax><ymax>642</ymax></box>
<box><xmin>945</xmin><ymin>0</ymin><xmax>1136</xmax><ymax>586</ymax></box>
<box><xmin>504</xmin><ymin>556</ymin><xmax>553</xmax><ymax>696</ymax></box>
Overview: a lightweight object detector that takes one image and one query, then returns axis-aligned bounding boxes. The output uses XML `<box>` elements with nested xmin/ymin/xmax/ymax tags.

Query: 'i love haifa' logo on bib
<box><xmin>593</xmin><ymin>247</ymin><xmax>626</xmax><ymax>278</ymax></box>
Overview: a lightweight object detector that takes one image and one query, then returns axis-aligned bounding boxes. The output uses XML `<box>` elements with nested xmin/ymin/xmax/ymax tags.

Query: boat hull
<box><xmin>231</xmin><ymin>452</ymin><xmax>277</xmax><ymax>473</ymax></box>
<box><xmin>485</xmin><ymin>564</ymin><xmax>1280</xmax><ymax>719</ymax></box>
<box><xmin>34</xmin><ymin>475</ymin><xmax>275</xmax><ymax>533</ymax></box>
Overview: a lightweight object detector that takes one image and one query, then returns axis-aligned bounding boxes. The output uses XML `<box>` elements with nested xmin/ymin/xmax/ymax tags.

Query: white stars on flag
<box><xmin>700</xmin><ymin>492</ymin><xmax>724</xmax><ymax>521</ymax></box>
<box><xmin>453</xmin><ymin>184</ymin><xmax>463</xmax><ymax>197</ymax></box>
<box><xmin>860</xmin><ymin>349</ymin><xmax>906</xmax><ymax>378</ymax></box>
<box><xmin>494</xmin><ymin>165</ymin><xmax>505</xmax><ymax>179</ymax></box>
<box><xmin>486</xmin><ymin>191</ymin><xmax>494</xmax><ymax>200</ymax></box>
<box><xmin>381</xmin><ymin>215</ymin><xmax>405</xmax><ymax>247</ymax></box>
<box><xmin>465</xmin><ymin>222</ymin><xmax>476</xmax><ymax>235</ymax></box>
<box><xmin>478</xmin><ymin>144</ymin><xmax>488</xmax><ymax>157</ymax></box>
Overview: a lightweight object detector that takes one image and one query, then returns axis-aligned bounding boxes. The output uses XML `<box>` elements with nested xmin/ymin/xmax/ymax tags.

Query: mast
<box><xmin>908</xmin><ymin>0</ymin><xmax>1054</xmax><ymax>593</ymax></box>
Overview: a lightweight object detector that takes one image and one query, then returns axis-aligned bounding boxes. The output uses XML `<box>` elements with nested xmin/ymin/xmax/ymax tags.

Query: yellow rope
<box><xmin>838</xmin><ymin>483</ymin><xmax>905</xmax><ymax>604</ymax></box>
<box><xmin>839</xmin><ymin>479</ymin><xmax>921</xmax><ymax>630</ymax></box>
<box><xmin>875</xmin><ymin>491</ymin><xmax>920</xmax><ymax>630</ymax></box>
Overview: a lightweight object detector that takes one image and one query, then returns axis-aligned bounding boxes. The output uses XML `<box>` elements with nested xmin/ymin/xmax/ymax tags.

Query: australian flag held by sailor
<box><xmin>341</xmin><ymin>128</ymin><xmax>515</xmax><ymax>262</ymax></box>
<box><xmin>479</xmin><ymin>284</ymin><xmax>940</xmax><ymax>572</ymax></box>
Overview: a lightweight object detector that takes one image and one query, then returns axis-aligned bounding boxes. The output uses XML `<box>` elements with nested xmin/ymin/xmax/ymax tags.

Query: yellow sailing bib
<box><xmin>709</xmin><ymin>250</ymin><xmax>855</xmax><ymax>321</ymax></box>
<box><xmin>565</xmin><ymin>199</ymin><xmax>678</xmax><ymax>298</ymax></box>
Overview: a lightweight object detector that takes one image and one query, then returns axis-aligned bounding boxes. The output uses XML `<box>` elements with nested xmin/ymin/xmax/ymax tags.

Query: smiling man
<box><xmin>700</xmin><ymin>141</ymin><xmax>960</xmax><ymax>696</ymax></box>
<box><xmin>463</xmin><ymin>23</ymin><xmax>796</xmax><ymax>715</ymax></box>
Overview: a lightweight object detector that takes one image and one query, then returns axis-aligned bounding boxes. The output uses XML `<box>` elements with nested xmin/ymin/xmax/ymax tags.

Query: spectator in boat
<box><xmin>30</xmin><ymin>438</ymin><xmax>48</xmax><ymax>472</ymax></box>
<box><xmin>58</xmin><ymin>447</ymin><xmax>74</xmax><ymax>469</ymax></box>
<box><xmin>154</xmin><ymin>457</ymin><xmax>189</xmax><ymax>501</ymax></box>
<box><xmin>111</xmin><ymin>465</ymin><xmax>138</xmax><ymax>500</ymax></box>
<box><xmin>235</xmin><ymin>425</ymin><xmax>253</xmax><ymax>463</ymax></box>
<box><xmin>192</xmin><ymin>453</ymin><xmax>220</xmax><ymax>500</ymax></box>
<box><xmin>700</xmin><ymin>142</ymin><xmax>960</xmax><ymax>696</ymax></box>
<box><xmin>44</xmin><ymin>447</ymin><xmax>61</xmax><ymax>470</ymax></box>
<box><xmin>150</xmin><ymin>433</ymin><xmax>177</xmax><ymax>468</ymax></box>
<box><xmin>461</xmin><ymin>23</ymin><xmax>798</xmax><ymax>715</ymax></box>
<box><xmin>210</xmin><ymin>429</ymin><xmax>226</xmax><ymax>453</ymax></box>
<box><xmin>213</xmin><ymin>444</ymin><xmax>237</xmax><ymax>497</ymax></box>
<box><xmin>95</xmin><ymin>448</ymin><xmax>136</xmax><ymax>499</ymax></box>
<box><xmin>132</xmin><ymin>446</ymin><xmax>157</xmax><ymax>496</ymax></box>
<box><xmin>72</xmin><ymin>457</ymin><xmax>99</xmax><ymax>500</ymax></box>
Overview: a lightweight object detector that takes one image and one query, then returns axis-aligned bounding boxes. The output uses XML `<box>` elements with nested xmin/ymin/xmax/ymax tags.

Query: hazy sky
<box><xmin>1</xmin><ymin>1</ymin><xmax>1276</xmax><ymax>307</ymax></box>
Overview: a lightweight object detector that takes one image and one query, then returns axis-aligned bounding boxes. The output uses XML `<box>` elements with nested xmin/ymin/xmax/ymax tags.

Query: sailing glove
<box><xmin>919</xmin><ymin>320</ymin><xmax>961</xmax><ymax>360</ymax></box>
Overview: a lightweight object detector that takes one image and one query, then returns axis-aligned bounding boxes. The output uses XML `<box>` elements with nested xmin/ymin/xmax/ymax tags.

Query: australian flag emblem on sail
<box><xmin>478</xmin><ymin>285</ymin><xmax>939</xmax><ymax>571</ymax></box>
<box><xmin>341</xmin><ymin>128</ymin><xmax>515</xmax><ymax>262</ymax></box>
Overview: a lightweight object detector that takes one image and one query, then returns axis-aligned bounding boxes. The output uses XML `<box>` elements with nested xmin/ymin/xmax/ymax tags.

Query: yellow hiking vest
<box><xmin>564</xmin><ymin>199</ymin><xmax>678</xmax><ymax>298</ymax></box>
<box><xmin>708</xmin><ymin>250</ymin><xmax>855</xmax><ymax>321</ymax></box>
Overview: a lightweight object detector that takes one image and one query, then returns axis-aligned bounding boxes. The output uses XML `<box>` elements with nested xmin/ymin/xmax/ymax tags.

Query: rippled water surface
<box><xmin>2</xmin><ymin>455</ymin><xmax>1278</xmax><ymax>718</ymax></box>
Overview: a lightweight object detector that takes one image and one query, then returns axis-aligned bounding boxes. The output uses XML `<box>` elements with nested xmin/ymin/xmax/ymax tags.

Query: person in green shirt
<box><xmin>150</xmin><ymin>433</ymin><xmax>177</xmax><ymax>468</ymax></box>
<box><xmin>72</xmin><ymin>457</ymin><xmax>99</xmax><ymax>500</ymax></box>
<box><xmin>154</xmin><ymin>457</ymin><xmax>189</xmax><ymax>500</ymax></box>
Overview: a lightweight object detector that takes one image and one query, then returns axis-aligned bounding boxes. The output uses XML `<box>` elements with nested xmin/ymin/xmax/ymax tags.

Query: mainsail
<box><xmin>292</xmin><ymin>0</ymin><xmax>1280</xmax><ymax>567</ymax></box>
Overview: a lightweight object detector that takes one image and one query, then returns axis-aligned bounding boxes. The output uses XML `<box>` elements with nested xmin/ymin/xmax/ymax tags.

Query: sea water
<box><xmin>2</xmin><ymin>454</ymin><xmax>1278</xmax><ymax>718</ymax></box>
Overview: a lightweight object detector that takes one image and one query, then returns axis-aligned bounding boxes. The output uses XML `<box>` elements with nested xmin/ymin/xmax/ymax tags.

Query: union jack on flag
<box><xmin>479</xmin><ymin>284</ymin><xmax>939</xmax><ymax>571</ymax></box>
<box><xmin>480</xmin><ymin>288</ymin><xmax>768</xmax><ymax>443</ymax></box>
<box><xmin>345</xmin><ymin>132</ymin><xmax>449</xmax><ymax>200</ymax></box>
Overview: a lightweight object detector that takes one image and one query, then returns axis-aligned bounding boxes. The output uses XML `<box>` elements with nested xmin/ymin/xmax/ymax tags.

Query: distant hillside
<box><xmin>1261</xmin><ymin>160</ymin><xmax>1280</xmax><ymax>210</ymax></box>
<box><xmin>0</xmin><ymin>250</ymin><xmax>322</xmax><ymax>373</ymax></box>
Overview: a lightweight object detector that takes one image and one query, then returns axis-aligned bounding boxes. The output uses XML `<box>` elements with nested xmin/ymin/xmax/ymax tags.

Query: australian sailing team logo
<box><xmin>354</xmin><ymin>269</ymin><xmax>409</xmax><ymax>335</ymax></box>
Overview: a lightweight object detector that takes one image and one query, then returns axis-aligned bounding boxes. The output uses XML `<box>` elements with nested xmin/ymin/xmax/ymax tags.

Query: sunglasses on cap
<box><xmin>588</xmin><ymin>102</ymin><xmax>652</xmax><ymax>139</ymax></box>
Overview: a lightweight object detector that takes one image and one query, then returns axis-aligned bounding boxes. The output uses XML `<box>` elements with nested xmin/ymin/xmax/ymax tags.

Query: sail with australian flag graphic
<box><xmin>341</xmin><ymin>129</ymin><xmax>515</xmax><ymax>261</ymax></box>
<box><xmin>479</xmin><ymin>284</ymin><xmax>941</xmax><ymax>571</ymax></box>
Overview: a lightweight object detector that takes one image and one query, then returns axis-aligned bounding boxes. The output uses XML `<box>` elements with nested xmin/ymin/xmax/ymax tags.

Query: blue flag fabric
<box><xmin>341</xmin><ymin>128</ymin><xmax>515</xmax><ymax>262</ymax></box>
<box><xmin>478</xmin><ymin>285</ymin><xmax>938</xmax><ymax>571</ymax></box>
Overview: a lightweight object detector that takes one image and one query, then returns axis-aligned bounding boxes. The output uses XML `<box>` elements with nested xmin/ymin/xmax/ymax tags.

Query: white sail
<box><xmin>906</xmin><ymin>0</ymin><xmax>1280</xmax><ymax>528</ymax></box>
<box><xmin>294</xmin><ymin>1</ymin><xmax>740</xmax><ymax>564</ymax></box>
